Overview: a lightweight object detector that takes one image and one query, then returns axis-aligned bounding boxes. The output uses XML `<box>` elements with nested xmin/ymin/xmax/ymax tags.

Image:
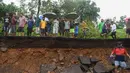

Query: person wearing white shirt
<box><xmin>111</xmin><ymin>22</ymin><xmax>116</xmax><ymax>39</ymax></box>
<box><xmin>53</xmin><ymin>18</ymin><xmax>59</xmax><ymax>37</ymax></box>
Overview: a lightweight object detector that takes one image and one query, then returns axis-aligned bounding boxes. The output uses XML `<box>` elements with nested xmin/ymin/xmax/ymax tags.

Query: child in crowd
<box><xmin>70</xmin><ymin>21</ymin><xmax>74</xmax><ymax>38</ymax></box>
<box><xmin>74</xmin><ymin>23</ymin><xmax>79</xmax><ymax>38</ymax></box>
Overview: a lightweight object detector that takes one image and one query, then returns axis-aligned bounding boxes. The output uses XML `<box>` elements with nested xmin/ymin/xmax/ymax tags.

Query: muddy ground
<box><xmin>0</xmin><ymin>48</ymin><xmax>129</xmax><ymax>73</ymax></box>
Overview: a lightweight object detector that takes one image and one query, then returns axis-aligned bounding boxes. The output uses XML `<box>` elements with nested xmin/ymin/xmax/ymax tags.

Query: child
<box><xmin>40</xmin><ymin>18</ymin><xmax>46</xmax><ymax>37</ymax></box>
<box><xmin>27</xmin><ymin>16</ymin><xmax>34</xmax><ymax>36</ymax></box>
<box><xmin>74</xmin><ymin>23</ymin><xmax>79</xmax><ymax>38</ymax></box>
<box><xmin>110</xmin><ymin>42</ymin><xmax>130</xmax><ymax>73</ymax></box>
<box><xmin>70</xmin><ymin>21</ymin><xmax>74</xmax><ymax>38</ymax></box>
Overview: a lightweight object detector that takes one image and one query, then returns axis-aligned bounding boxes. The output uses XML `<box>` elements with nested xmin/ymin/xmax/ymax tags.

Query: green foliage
<box><xmin>0</xmin><ymin>3</ymin><xmax>20</xmax><ymax>21</ymax></box>
<box><xmin>78</xmin><ymin>19</ymin><xmax>100</xmax><ymax>39</ymax></box>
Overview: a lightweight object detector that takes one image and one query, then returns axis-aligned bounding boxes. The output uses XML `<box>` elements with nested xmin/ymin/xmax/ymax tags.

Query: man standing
<box><xmin>3</xmin><ymin>13</ymin><xmax>11</xmax><ymax>36</ymax></box>
<box><xmin>18</xmin><ymin>13</ymin><xmax>26</xmax><ymax>36</ymax></box>
<box><xmin>98</xmin><ymin>19</ymin><xmax>104</xmax><ymax>36</ymax></box>
<box><xmin>64</xmin><ymin>19</ymin><xmax>70</xmax><ymax>37</ymax></box>
<box><xmin>59</xmin><ymin>18</ymin><xmax>65</xmax><ymax>36</ymax></box>
<box><xmin>27</xmin><ymin>16</ymin><xmax>34</xmax><ymax>36</ymax></box>
<box><xmin>53</xmin><ymin>18</ymin><xmax>59</xmax><ymax>37</ymax></box>
<box><xmin>111</xmin><ymin>21</ymin><xmax>116</xmax><ymax>39</ymax></box>
<box><xmin>11</xmin><ymin>13</ymin><xmax>17</xmax><ymax>36</ymax></box>
<box><xmin>126</xmin><ymin>18</ymin><xmax>130</xmax><ymax>38</ymax></box>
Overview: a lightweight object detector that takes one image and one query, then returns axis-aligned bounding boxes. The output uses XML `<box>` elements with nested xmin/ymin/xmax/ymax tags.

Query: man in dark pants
<box><xmin>3</xmin><ymin>13</ymin><xmax>11</xmax><ymax>36</ymax></box>
<box><xmin>27</xmin><ymin>16</ymin><xmax>34</xmax><ymax>36</ymax></box>
<box><xmin>111</xmin><ymin>21</ymin><xmax>116</xmax><ymax>39</ymax></box>
<box><xmin>59</xmin><ymin>19</ymin><xmax>65</xmax><ymax>36</ymax></box>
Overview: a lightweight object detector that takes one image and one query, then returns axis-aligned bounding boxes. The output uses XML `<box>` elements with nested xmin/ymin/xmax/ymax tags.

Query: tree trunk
<box><xmin>37</xmin><ymin>0</ymin><xmax>41</xmax><ymax>19</ymax></box>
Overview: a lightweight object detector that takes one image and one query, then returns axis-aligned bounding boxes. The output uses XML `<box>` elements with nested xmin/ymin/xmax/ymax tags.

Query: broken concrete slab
<box><xmin>78</xmin><ymin>56</ymin><xmax>91</xmax><ymax>65</ymax></box>
<box><xmin>93</xmin><ymin>62</ymin><xmax>107</xmax><ymax>73</ymax></box>
<box><xmin>40</xmin><ymin>64</ymin><xmax>57</xmax><ymax>73</ymax></box>
<box><xmin>90</xmin><ymin>57</ymin><xmax>100</xmax><ymax>64</ymax></box>
<box><xmin>61</xmin><ymin>64</ymin><xmax>83</xmax><ymax>73</ymax></box>
<box><xmin>80</xmin><ymin>64</ymin><xmax>89</xmax><ymax>72</ymax></box>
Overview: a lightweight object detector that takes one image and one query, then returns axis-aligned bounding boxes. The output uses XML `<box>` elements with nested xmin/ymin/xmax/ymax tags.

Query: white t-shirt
<box><xmin>111</xmin><ymin>24</ymin><xmax>116</xmax><ymax>32</ymax></box>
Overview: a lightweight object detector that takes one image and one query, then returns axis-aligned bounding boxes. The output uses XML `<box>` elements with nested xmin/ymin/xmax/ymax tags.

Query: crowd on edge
<box><xmin>2</xmin><ymin>12</ymin><xmax>130</xmax><ymax>39</ymax></box>
<box><xmin>2</xmin><ymin>12</ymin><xmax>130</xmax><ymax>73</ymax></box>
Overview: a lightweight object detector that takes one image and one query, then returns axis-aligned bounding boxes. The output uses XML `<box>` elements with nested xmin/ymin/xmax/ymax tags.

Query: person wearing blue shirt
<box><xmin>27</xmin><ymin>16</ymin><xmax>34</xmax><ymax>36</ymax></box>
<box><xmin>74</xmin><ymin>23</ymin><xmax>79</xmax><ymax>38</ymax></box>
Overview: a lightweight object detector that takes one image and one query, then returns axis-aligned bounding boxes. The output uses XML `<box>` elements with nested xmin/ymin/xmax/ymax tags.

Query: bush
<box><xmin>78</xmin><ymin>19</ymin><xmax>100</xmax><ymax>39</ymax></box>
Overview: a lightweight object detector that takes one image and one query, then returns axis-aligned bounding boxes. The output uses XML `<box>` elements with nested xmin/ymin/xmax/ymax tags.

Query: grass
<box><xmin>0</xmin><ymin>22</ymin><xmax>127</xmax><ymax>39</ymax></box>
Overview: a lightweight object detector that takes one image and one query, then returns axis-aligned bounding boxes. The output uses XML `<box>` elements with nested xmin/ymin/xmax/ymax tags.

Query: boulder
<box><xmin>93</xmin><ymin>62</ymin><xmax>107</xmax><ymax>73</ymax></box>
<box><xmin>78</xmin><ymin>56</ymin><xmax>91</xmax><ymax>65</ymax></box>
<box><xmin>40</xmin><ymin>64</ymin><xmax>57</xmax><ymax>73</ymax></box>
<box><xmin>61</xmin><ymin>64</ymin><xmax>83</xmax><ymax>73</ymax></box>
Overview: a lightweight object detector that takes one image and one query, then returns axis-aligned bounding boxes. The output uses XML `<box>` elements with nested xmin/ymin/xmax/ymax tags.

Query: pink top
<box><xmin>19</xmin><ymin>16</ymin><xmax>26</xmax><ymax>27</ymax></box>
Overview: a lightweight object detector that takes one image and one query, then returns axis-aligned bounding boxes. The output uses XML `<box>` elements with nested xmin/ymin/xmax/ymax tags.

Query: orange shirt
<box><xmin>112</xmin><ymin>48</ymin><xmax>126</xmax><ymax>55</ymax></box>
<box><xmin>40</xmin><ymin>20</ymin><xmax>46</xmax><ymax>29</ymax></box>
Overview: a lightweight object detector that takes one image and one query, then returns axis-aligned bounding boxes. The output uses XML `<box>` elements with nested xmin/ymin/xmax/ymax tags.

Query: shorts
<box><xmin>53</xmin><ymin>27</ymin><xmax>58</xmax><ymax>34</ymax></box>
<box><xmin>115</xmin><ymin>61</ymin><xmax>127</xmax><ymax>68</ymax></box>
<box><xmin>4</xmin><ymin>25</ymin><xmax>9</xmax><ymax>32</ymax></box>
<box><xmin>40</xmin><ymin>28</ymin><xmax>45</xmax><ymax>33</ymax></box>
<box><xmin>11</xmin><ymin>25</ymin><xmax>16</xmax><ymax>33</ymax></box>
<box><xmin>126</xmin><ymin>28</ymin><xmax>130</xmax><ymax>34</ymax></box>
<box><xmin>18</xmin><ymin>27</ymin><xmax>24</xmax><ymax>32</ymax></box>
<box><xmin>102</xmin><ymin>29</ymin><xmax>107</xmax><ymax>34</ymax></box>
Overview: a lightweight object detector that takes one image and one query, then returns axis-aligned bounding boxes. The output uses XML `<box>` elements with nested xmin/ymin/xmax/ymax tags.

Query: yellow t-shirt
<box><xmin>40</xmin><ymin>20</ymin><xmax>46</xmax><ymax>29</ymax></box>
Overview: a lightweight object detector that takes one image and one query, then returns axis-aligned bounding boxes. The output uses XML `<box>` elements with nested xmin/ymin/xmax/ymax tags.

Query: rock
<box><xmin>61</xmin><ymin>64</ymin><xmax>83</xmax><ymax>73</ymax></box>
<box><xmin>126</xmin><ymin>62</ymin><xmax>130</xmax><ymax>70</ymax></box>
<box><xmin>78</xmin><ymin>56</ymin><xmax>91</xmax><ymax>65</ymax></box>
<box><xmin>93</xmin><ymin>62</ymin><xmax>107</xmax><ymax>73</ymax></box>
<box><xmin>80</xmin><ymin>64</ymin><xmax>89</xmax><ymax>72</ymax></box>
<box><xmin>60</xmin><ymin>62</ymin><xmax>64</xmax><ymax>65</ymax></box>
<box><xmin>52</xmin><ymin>59</ymin><xmax>57</xmax><ymax>63</ymax></box>
<box><xmin>40</xmin><ymin>64</ymin><xmax>57</xmax><ymax>73</ymax></box>
<box><xmin>90</xmin><ymin>57</ymin><xmax>100</xmax><ymax>63</ymax></box>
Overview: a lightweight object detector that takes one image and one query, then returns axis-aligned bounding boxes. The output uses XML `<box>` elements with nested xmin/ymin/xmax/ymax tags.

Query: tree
<box><xmin>37</xmin><ymin>0</ymin><xmax>41</xmax><ymax>19</ymax></box>
<box><xmin>75</xmin><ymin>0</ymin><xmax>100</xmax><ymax>21</ymax></box>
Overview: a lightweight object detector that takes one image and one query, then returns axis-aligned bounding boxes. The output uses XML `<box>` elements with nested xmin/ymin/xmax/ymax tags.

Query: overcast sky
<box><xmin>3</xmin><ymin>0</ymin><xmax>130</xmax><ymax>20</ymax></box>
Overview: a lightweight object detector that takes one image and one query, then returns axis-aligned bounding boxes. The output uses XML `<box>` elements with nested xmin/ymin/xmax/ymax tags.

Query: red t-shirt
<box><xmin>112</xmin><ymin>48</ymin><xmax>126</xmax><ymax>55</ymax></box>
<box><xmin>11</xmin><ymin>16</ymin><xmax>16</xmax><ymax>25</ymax></box>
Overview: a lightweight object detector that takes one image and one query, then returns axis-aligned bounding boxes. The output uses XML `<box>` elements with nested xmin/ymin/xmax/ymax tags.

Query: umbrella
<box><xmin>43</xmin><ymin>12</ymin><xmax>57</xmax><ymax>19</ymax></box>
<box><xmin>65</xmin><ymin>12</ymin><xmax>79</xmax><ymax>20</ymax></box>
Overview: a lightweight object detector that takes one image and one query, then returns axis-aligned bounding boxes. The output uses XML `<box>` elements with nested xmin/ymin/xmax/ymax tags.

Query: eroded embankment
<box><xmin>0</xmin><ymin>48</ymin><xmax>129</xmax><ymax>73</ymax></box>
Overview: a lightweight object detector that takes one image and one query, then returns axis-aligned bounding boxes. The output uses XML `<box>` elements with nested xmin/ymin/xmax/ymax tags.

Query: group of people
<box><xmin>2</xmin><ymin>13</ymin><xmax>89</xmax><ymax>38</ymax></box>
<box><xmin>98</xmin><ymin>19</ymin><xmax>117</xmax><ymax>39</ymax></box>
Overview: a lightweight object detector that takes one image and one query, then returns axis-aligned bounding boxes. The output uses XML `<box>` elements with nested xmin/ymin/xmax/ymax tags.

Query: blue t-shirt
<box><xmin>75</xmin><ymin>25</ymin><xmax>78</xmax><ymax>34</ymax></box>
<box><xmin>28</xmin><ymin>19</ymin><xmax>34</xmax><ymax>28</ymax></box>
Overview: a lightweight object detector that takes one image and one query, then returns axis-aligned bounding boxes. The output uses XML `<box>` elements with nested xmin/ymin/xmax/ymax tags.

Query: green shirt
<box><xmin>98</xmin><ymin>22</ymin><xmax>104</xmax><ymax>33</ymax></box>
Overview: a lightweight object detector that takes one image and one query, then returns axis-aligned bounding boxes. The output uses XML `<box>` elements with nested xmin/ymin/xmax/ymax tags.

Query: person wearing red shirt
<box><xmin>110</xmin><ymin>42</ymin><xmax>130</xmax><ymax>73</ymax></box>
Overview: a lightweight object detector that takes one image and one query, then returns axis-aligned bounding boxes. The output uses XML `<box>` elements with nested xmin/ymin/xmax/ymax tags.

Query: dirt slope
<box><xmin>0</xmin><ymin>48</ymin><xmax>129</xmax><ymax>73</ymax></box>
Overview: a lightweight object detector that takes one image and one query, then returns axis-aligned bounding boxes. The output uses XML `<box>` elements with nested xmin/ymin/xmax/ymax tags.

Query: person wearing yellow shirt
<box><xmin>40</xmin><ymin>19</ymin><xmax>46</xmax><ymax>37</ymax></box>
